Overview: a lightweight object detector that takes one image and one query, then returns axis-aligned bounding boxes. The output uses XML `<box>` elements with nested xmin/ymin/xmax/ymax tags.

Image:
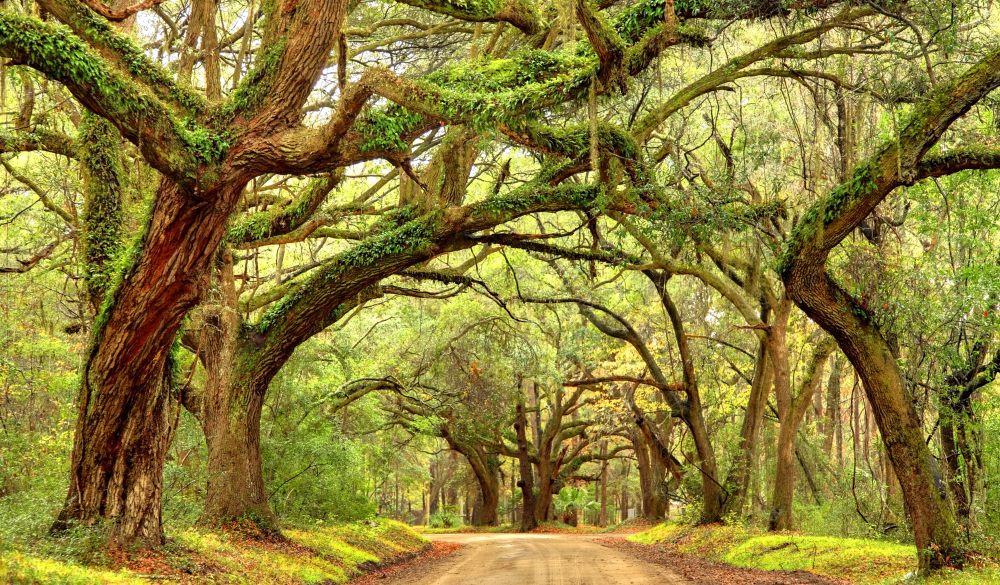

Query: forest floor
<box><xmin>0</xmin><ymin>519</ymin><xmax>429</xmax><ymax>584</ymax></box>
<box><xmin>620</xmin><ymin>523</ymin><xmax>1000</xmax><ymax>585</ymax></box>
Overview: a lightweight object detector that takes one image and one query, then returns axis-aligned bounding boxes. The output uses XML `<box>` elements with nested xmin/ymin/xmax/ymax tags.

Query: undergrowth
<box><xmin>0</xmin><ymin>519</ymin><xmax>427</xmax><ymax>584</ymax></box>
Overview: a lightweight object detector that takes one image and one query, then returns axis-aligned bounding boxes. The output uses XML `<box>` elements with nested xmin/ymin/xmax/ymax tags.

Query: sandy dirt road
<box><xmin>379</xmin><ymin>533</ymin><xmax>690</xmax><ymax>585</ymax></box>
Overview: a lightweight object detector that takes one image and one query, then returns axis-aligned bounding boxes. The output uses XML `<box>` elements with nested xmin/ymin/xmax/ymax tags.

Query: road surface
<box><xmin>382</xmin><ymin>533</ymin><xmax>688</xmax><ymax>584</ymax></box>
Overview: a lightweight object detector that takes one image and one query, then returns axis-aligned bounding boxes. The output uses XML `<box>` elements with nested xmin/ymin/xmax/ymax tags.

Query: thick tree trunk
<box><xmin>455</xmin><ymin>444</ymin><xmax>500</xmax><ymax>527</ymax></box>
<box><xmin>55</xmin><ymin>178</ymin><xmax>246</xmax><ymax>545</ymax></box>
<box><xmin>471</xmin><ymin>474</ymin><xmax>500</xmax><ymax>526</ymax></box>
<box><xmin>200</xmin><ymin>372</ymin><xmax>274</xmax><ymax>531</ymax></box>
<box><xmin>648</xmin><ymin>272</ymin><xmax>723</xmax><ymax>523</ymax></box>
<box><xmin>785</xmin><ymin>269</ymin><xmax>965</xmax><ymax>570</ymax></box>
<box><xmin>781</xmin><ymin>49</ymin><xmax>1000</xmax><ymax>570</ymax></box>
<box><xmin>54</xmin><ymin>363</ymin><xmax>177</xmax><ymax>545</ymax></box>
<box><xmin>632</xmin><ymin>430</ymin><xmax>667</xmax><ymax>521</ymax></box>
<box><xmin>535</xmin><ymin>470</ymin><xmax>556</xmax><ymax>523</ymax></box>
<box><xmin>182</xmin><ymin>253</ymin><xmax>278</xmax><ymax>532</ymax></box>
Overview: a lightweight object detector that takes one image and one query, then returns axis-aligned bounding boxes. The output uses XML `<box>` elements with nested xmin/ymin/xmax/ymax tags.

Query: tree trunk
<box><xmin>823</xmin><ymin>355</ymin><xmax>843</xmax><ymax>460</ymax></box>
<box><xmin>649</xmin><ymin>272</ymin><xmax>723</xmax><ymax>523</ymax></box>
<box><xmin>54</xmin><ymin>363</ymin><xmax>177</xmax><ymax>545</ymax></box>
<box><xmin>181</xmin><ymin>252</ymin><xmax>277</xmax><ymax>532</ymax></box>
<box><xmin>632</xmin><ymin>431</ymin><xmax>655</xmax><ymax>520</ymax></box>
<box><xmin>785</xmin><ymin>268</ymin><xmax>965</xmax><ymax>570</ymax></box>
<box><xmin>780</xmin><ymin>49</ymin><xmax>1000</xmax><ymax>570</ymax></box>
<box><xmin>55</xmin><ymin>178</ymin><xmax>247</xmax><ymax>545</ymax></box>
<box><xmin>722</xmin><ymin>338</ymin><xmax>771</xmax><ymax>518</ymax></box>
<box><xmin>770</xmin><ymin>334</ymin><xmax>835</xmax><ymax>531</ymax></box>
<box><xmin>514</xmin><ymin>400</ymin><xmax>538</xmax><ymax>532</ymax></box>
<box><xmin>939</xmin><ymin>388</ymin><xmax>971</xmax><ymax>523</ymax></box>
<box><xmin>599</xmin><ymin>442</ymin><xmax>608</xmax><ymax>526</ymax></box>
<box><xmin>200</xmin><ymin>370</ymin><xmax>274</xmax><ymax>532</ymax></box>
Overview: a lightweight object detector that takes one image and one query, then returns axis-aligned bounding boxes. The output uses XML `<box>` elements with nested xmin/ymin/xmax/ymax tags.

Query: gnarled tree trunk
<box><xmin>56</xmin><ymin>178</ymin><xmax>247</xmax><ymax>545</ymax></box>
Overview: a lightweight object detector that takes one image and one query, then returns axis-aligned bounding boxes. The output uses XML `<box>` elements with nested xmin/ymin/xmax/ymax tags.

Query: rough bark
<box><xmin>55</xmin><ymin>178</ymin><xmax>247</xmax><ymax>545</ymax></box>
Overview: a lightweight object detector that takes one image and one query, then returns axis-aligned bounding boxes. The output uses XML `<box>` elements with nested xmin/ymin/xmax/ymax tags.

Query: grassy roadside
<box><xmin>628</xmin><ymin>523</ymin><xmax>1000</xmax><ymax>584</ymax></box>
<box><xmin>0</xmin><ymin>519</ymin><xmax>428</xmax><ymax>584</ymax></box>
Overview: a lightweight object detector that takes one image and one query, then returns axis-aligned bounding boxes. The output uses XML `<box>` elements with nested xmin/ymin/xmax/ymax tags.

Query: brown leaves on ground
<box><xmin>350</xmin><ymin>541</ymin><xmax>461</xmax><ymax>585</ymax></box>
<box><xmin>597</xmin><ymin>537</ymin><xmax>850</xmax><ymax>585</ymax></box>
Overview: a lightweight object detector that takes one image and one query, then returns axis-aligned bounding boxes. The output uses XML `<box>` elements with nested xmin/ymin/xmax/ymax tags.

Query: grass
<box><xmin>0</xmin><ymin>519</ymin><xmax>427</xmax><ymax>584</ymax></box>
<box><xmin>628</xmin><ymin>523</ymin><xmax>1000</xmax><ymax>584</ymax></box>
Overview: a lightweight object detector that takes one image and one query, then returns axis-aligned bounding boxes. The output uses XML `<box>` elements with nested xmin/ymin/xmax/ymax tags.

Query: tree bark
<box><xmin>55</xmin><ymin>178</ymin><xmax>246</xmax><ymax>545</ymax></box>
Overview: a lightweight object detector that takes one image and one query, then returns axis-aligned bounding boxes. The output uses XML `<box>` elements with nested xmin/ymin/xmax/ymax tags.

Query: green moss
<box><xmin>215</xmin><ymin>38</ymin><xmax>288</xmax><ymax>124</ymax></box>
<box><xmin>0</xmin><ymin>552</ymin><xmax>143</xmax><ymax>584</ymax></box>
<box><xmin>79</xmin><ymin>114</ymin><xmax>125</xmax><ymax>303</ymax></box>
<box><xmin>62</xmin><ymin>0</ymin><xmax>207</xmax><ymax>115</ymax></box>
<box><xmin>254</xmin><ymin>215</ymin><xmax>438</xmax><ymax>334</ymax></box>
<box><xmin>0</xmin><ymin>12</ymin><xmax>225</xmax><ymax>178</ymax></box>
<box><xmin>356</xmin><ymin>107</ymin><xmax>424</xmax><ymax>153</ymax></box>
<box><xmin>354</xmin><ymin>50</ymin><xmax>597</xmax><ymax>150</ymax></box>
<box><xmin>723</xmin><ymin>534</ymin><xmax>914</xmax><ymax>583</ymax></box>
<box><xmin>0</xmin><ymin>520</ymin><xmax>427</xmax><ymax>584</ymax></box>
<box><xmin>470</xmin><ymin>182</ymin><xmax>600</xmax><ymax>223</ymax></box>
<box><xmin>777</xmin><ymin>161</ymin><xmax>878</xmax><ymax>275</ymax></box>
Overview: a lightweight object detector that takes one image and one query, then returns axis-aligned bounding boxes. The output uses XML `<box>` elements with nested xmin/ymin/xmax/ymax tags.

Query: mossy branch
<box><xmin>0</xmin><ymin>128</ymin><xmax>76</xmax><ymax>158</ymax></box>
<box><xmin>227</xmin><ymin>174</ymin><xmax>340</xmax><ymax>246</ymax></box>
<box><xmin>38</xmin><ymin>0</ymin><xmax>208</xmax><ymax>116</ymax></box>
<box><xmin>0</xmin><ymin>11</ymin><xmax>221</xmax><ymax>186</ymax></box>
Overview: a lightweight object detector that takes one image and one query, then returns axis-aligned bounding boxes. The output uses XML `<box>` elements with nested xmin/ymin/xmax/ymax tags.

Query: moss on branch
<box><xmin>43</xmin><ymin>0</ymin><xmax>208</xmax><ymax>115</ymax></box>
<box><xmin>395</xmin><ymin>0</ymin><xmax>543</xmax><ymax>35</ymax></box>
<box><xmin>0</xmin><ymin>11</ymin><xmax>226</xmax><ymax>183</ymax></box>
<box><xmin>79</xmin><ymin>114</ymin><xmax>126</xmax><ymax>306</ymax></box>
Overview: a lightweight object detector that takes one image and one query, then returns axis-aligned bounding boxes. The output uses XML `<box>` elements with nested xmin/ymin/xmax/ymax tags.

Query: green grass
<box><xmin>628</xmin><ymin>523</ymin><xmax>999</xmax><ymax>584</ymax></box>
<box><xmin>723</xmin><ymin>533</ymin><xmax>913</xmax><ymax>583</ymax></box>
<box><xmin>0</xmin><ymin>519</ymin><xmax>427</xmax><ymax>584</ymax></box>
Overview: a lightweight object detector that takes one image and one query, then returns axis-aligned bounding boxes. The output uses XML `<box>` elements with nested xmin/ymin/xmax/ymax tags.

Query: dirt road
<box><xmin>378</xmin><ymin>533</ymin><xmax>689</xmax><ymax>584</ymax></box>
